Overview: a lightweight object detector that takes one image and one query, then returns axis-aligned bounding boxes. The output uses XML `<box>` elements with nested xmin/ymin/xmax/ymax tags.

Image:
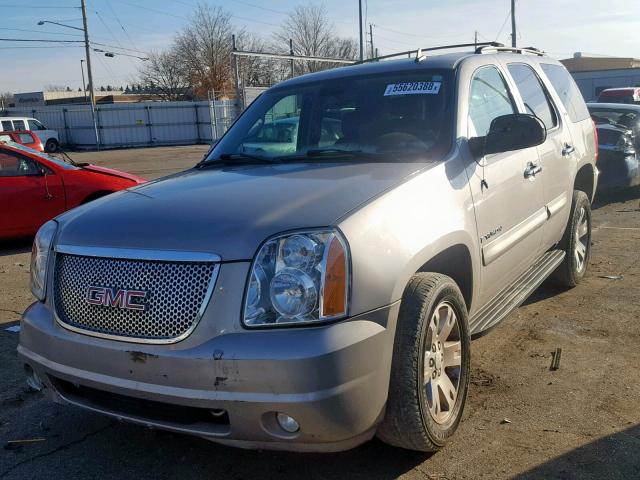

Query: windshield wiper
<box><xmin>197</xmin><ymin>152</ymin><xmax>281</xmax><ymax>168</ymax></box>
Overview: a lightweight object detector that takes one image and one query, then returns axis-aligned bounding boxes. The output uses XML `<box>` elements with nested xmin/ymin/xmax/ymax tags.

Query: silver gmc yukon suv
<box><xmin>19</xmin><ymin>44</ymin><xmax>598</xmax><ymax>452</ymax></box>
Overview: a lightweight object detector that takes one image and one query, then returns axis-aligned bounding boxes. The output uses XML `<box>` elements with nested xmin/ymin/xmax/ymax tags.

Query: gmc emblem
<box><xmin>86</xmin><ymin>286</ymin><xmax>147</xmax><ymax>311</ymax></box>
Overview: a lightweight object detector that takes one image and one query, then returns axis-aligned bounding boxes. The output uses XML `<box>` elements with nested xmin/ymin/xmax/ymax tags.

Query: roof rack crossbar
<box><xmin>355</xmin><ymin>41</ymin><xmax>504</xmax><ymax>64</ymax></box>
<box><xmin>476</xmin><ymin>45</ymin><xmax>544</xmax><ymax>56</ymax></box>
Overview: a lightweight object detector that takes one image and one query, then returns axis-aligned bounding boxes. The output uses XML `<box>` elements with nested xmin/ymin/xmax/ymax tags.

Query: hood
<box><xmin>80</xmin><ymin>163</ymin><xmax>146</xmax><ymax>183</ymax></box>
<box><xmin>56</xmin><ymin>161</ymin><xmax>428</xmax><ymax>260</ymax></box>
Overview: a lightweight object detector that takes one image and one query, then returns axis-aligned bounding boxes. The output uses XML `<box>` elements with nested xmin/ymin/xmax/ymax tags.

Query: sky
<box><xmin>1</xmin><ymin>0</ymin><xmax>639</xmax><ymax>93</ymax></box>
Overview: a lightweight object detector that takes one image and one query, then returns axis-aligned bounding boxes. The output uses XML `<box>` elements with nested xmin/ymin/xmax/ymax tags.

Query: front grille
<box><xmin>53</xmin><ymin>253</ymin><xmax>217</xmax><ymax>342</ymax></box>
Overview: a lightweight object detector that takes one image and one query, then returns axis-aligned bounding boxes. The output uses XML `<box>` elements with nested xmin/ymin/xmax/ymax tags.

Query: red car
<box><xmin>0</xmin><ymin>143</ymin><xmax>146</xmax><ymax>238</ymax></box>
<box><xmin>0</xmin><ymin>130</ymin><xmax>44</xmax><ymax>152</ymax></box>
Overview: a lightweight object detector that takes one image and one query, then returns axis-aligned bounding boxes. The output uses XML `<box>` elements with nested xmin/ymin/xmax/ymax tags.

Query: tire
<box><xmin>44</xmin><ymin>139</ymin><xmax>59</xmax><ymax>153</ymax></box>
<box><xmin>377</xmin><ymin>273</ymin><xmax>471</xmax><ymax>452</ymax></box>
<box><xmin>550</xmin><ymin>190</ymin><xmax>592</xmax><ymax>287</ymax></box>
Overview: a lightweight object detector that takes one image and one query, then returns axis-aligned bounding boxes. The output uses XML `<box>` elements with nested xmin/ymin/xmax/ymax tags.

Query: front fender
<box><xmin>338</xmin><ymin>158</ymin><xmax>481</xmax><ymax>318</ymax></box>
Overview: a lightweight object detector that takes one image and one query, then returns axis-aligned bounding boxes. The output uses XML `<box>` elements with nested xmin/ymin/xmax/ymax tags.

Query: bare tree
<box><xmin>0</xmin><ymin>91</ymin><xmax>13</xmax><ymax>109</ymax></box>
<box><xmin>236</xmin><ymin>33</ymin><xmax>283</xmax><ymax>87</ymax></box>
<box><xmin>274</xmin><ymin>3</ymin><xmax>357</xmax><ymax>75</ymax></box>
<box><xmin>137</xmin><ymin>48</ymin><xmax>190</xmax><ymax>100</ymax></box>
<box><xmin>173</xmin><ymin>4</ymin><xmax>234</xmax><ymax>98</ymax></box>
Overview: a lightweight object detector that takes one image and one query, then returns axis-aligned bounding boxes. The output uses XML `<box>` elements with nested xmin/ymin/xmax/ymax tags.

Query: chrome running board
<box><xmin>469</xmin><ymin>249</ymin><xmax>565</xmax><ymax>336</ymax></box>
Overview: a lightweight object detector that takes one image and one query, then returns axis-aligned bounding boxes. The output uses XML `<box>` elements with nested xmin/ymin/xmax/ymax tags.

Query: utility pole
<box><xmin>369</xmin><ymin>24</ymin><xmax>374</xmax><ymax>59</ymax></box>
<box><xmin>510</xmin><ymin>0</ymin><xmax>516</xmax><ymax>47</ymax></box>
<box><xmin>81</xmin><ymin>0</ymin><xmax>100</xmax><ymax>148</ymax></box>
<box><xmin>80</xmin><ymin>59</ymin><xmax>87</xmax><ymax>103</ymax></box>
<box><xmin>231</xmin><ymin>34</ymin><xmax>243</xmax><ymax>109</ymax></box>
<box><xmin>358</xmin><ymin>0</ymin><xmax>364</xmax><ymax>61</ymax></box>
<box><xmin>289</xmin><ymin>38</ymin><xmax>294</xmax><ymax>78</ymax></box>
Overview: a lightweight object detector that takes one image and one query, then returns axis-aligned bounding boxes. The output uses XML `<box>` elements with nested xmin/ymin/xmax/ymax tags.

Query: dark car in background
<box><xmin>588</xmin><ymin>103</ymin><xmax>640</xmax><ymax>189</ymax></box>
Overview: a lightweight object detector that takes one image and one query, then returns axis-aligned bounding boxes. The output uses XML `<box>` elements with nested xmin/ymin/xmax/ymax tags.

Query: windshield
<box><xmin>205</xmin><ymin>69</ymin><xmax>453</xmax><ymax>163</ymax></box>
<box><xmin>3</xmin><ymin>142</ymin><xmax>77</xmax><ymax>170</ymax></box>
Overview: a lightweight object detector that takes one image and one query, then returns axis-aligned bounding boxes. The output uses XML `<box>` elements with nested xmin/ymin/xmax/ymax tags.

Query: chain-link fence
<box><xmin>1</xmin><ymin>100</ymin><xmax>240</xmax><ymax>150</ymax></box>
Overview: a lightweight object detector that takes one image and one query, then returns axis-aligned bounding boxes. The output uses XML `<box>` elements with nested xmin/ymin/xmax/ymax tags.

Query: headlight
<box><xmin>243</xmin><ymin>229</ymin><xmax>350</xmax><ymax>327</ymax></box>
<box><xmin>30</xmin><ymin>220</ymin><xmax>57</xmax><ymax>301</ymax></box>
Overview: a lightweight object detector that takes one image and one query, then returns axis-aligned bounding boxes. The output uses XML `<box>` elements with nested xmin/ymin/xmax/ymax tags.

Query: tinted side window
<box><xmin>0</xmin><ymin>151</ymin><xmax>40</xmax><ymax>177</ymax></box>
<box><xmin>13</xmin><ymin>120</ymin><xmax>26</xmax><ymax>130</ymax></box>
<box><xmin>508</xmin><ymin>64</ymin><xmax>557</xmax><ymax>130</ymax></box>
<box><xmin>541</xmin><ymin>64</ymin><xmax>590</xmax><ymax>122</ymax></box>
<box><xmin>468</xmin><ymin>66</ymin><xmax>517</xmax><ymax>137</ymax></box>
<box><xmin>2</xmin><ymin>121</ymin><xmax>13</xmax><ymax>131</ymax></box>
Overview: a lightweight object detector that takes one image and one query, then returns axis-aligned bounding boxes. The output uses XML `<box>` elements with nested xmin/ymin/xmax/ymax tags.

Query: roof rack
<box><xmin>354</xmin><ymin>41</ymin><xmax>504</xmax><ymax>64</ymax></box>
<box><xmin>476</xmin><ymin>45</ymin><xmax>545</xmax><ymax>56</ymax></box>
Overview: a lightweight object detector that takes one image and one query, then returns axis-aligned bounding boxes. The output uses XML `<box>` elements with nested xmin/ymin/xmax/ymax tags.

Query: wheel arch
<box><xmin>416</xmin><ymin>243</ymin><xmax>474</xmax><ymax>311</ymax></box>
<box><xmin>574</xmin><ymin>163</ymin><xmax>595</xmax><ymax>202</ymax></box>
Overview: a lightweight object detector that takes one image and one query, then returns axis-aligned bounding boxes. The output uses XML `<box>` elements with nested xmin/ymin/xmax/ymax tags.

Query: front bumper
<box><xmin>19</xmin><ymin>301</ymin><xmax>399</xmax><ymax>452</ymax></box>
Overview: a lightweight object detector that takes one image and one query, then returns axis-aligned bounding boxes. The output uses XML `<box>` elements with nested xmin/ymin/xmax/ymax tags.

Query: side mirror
<box><xmin>469</xmin><ymin>113</ymin><xmax>546</xmax><ymax>158</ymax></box>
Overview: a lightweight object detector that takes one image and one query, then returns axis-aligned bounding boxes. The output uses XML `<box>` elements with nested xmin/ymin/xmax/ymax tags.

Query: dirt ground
<box><xmin>0</xmin><ymin>146</ymin><xmax>638</xmax><ymax>479</ymax></box>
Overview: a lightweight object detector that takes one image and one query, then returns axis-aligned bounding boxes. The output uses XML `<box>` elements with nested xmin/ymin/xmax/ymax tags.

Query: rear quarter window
<box><xmin>541</xmin><ymin>64</ymin><xmax>590</xmax><ymax>123</ymax></box>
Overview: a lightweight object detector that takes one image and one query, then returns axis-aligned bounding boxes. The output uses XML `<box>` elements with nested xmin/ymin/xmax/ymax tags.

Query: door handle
<box><xmin>524</xmin><ymin>163</ymin><xmax>542</xmax><ymax>179</ymax></box>
<box><xmin>562</xmin><ymin>144</ymin><xmax>575</xmax><ymax>156</ymax></box>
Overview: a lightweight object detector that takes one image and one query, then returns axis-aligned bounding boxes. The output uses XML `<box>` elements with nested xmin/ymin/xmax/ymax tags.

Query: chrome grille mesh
<box><xmin>53</xmin><ymin>253</ymin><xmax>217</xmax><ymax>342</ymax></box>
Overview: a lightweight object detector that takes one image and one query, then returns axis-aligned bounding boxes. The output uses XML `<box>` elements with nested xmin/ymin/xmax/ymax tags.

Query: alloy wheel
<box><xmin>423</xmin><ymin>301</ymin><xmax>462</xmax><ymax>425</ymax></box>
<box><xmin>574</xmin><ymin>206</ymin><xmax>589</xmax><ymax>273</ymax></box>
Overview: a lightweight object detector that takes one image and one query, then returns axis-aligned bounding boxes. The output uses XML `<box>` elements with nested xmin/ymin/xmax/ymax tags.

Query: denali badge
<box><xmin>86</xmin><ymin>286</ymin><xmax>147</xmax><ymax>311</ymax></box>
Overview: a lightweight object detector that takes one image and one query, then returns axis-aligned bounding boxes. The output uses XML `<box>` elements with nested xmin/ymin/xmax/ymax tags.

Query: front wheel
<box><xmin>551</xmin><ymin>190</ymin><xmax>592</xmax><ymax>287</ymax></box>
<box><xmin>377</xmin><ymin>273</ymin><xmax>471</xmax><ymax>452</ymax></box>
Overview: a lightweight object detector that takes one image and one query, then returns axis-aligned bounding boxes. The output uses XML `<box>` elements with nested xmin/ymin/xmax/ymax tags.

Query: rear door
<box><xmin>0</xmin><ymin>150</ymin><xmax>65</xmax><ymax>237</ymax></box>
<box><xmin>464</xmin><ymin>65</ymin><xmax>546</xmax><ymax>306</ymax></box>
<box><xmin>506</xmin><ymin>63</ymin><xmax>574</xmax><ymax>249</ymax></box>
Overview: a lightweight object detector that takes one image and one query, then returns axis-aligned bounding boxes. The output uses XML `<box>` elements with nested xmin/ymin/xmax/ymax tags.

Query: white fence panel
<box><xmin>1</xmin><ymin>100</ymin><xmax>239</xmax><ymax>149</ymax></box>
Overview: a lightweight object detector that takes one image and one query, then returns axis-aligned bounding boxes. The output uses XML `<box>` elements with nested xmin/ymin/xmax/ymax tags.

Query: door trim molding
<box><xmin>482</xmin><ymin>206</ymin><xmax>548</xmax><ymax>266</ymax></box>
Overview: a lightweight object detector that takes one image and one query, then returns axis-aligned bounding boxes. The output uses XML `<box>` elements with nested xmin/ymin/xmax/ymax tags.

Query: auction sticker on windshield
<box><xmin>383</xmin><ymin>81</ymin><xmax>441</xmax><ymax>96</ymax></box>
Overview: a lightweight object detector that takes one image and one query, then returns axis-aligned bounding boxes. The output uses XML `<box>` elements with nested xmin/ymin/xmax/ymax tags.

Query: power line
<box><xmin>495</xmin><ymin>3</ymin><xmax>513</xmax><ymax>41</ymax></box>
<box><xmin>0</xmin><ymin>4</ymin><xmax>79</xmax><ymax>8</ymax></box>
<box><xmin>0</xmin><ymin>45</ymin><xmax>83</xmax><ymax>49</ymax></box>
<box><xmin>93</xmin><ymin>9</ymin><xmax>138</xmax><ymax>67</ymax></box>
<box><xmin>91</xmin><ymin>42</ymin><xmax>150</xmax><ymax>55</ymax></box>
<box><xmin>0</xmin><ymin>37</ymin><xmax>84</xmax><ymax>43</ymax></box>
<box><xmin>0</xmin><ymin>27</ymin><xmax>83</xmax><ymax>37</ymax></box>
<box><xmin>105</xmin><ymin>0</ymin><xmax>137</xmax><ymax>47</ymax></box>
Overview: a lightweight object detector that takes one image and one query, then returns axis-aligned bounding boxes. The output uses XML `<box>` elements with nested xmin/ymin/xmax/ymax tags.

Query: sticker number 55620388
<box><xmin>383</xmin><ymin>81</ymin><xmax>441</xmax><ymax>96</ymax></box>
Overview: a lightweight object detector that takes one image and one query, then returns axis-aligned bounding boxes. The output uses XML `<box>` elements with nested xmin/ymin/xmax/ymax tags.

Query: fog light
<box><xmin>276</xmin><ymin>413</ymin><xmax>299</xmax><ymax>433</ymax></box>
<box><xmin>210</xmin><ymin>409</ymin><xmax>226</xmax><ymax>417</ymax></box>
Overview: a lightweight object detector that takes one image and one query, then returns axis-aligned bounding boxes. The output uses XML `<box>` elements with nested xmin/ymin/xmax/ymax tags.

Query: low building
<box><xmin>13</xmin><ymin>90</ymin><xmax>166</xmax><ymax>107</ymax></box>
<box><xmin>561</xmin><ymin>53</ymin><xmax>640</xmax><ymax>102</ymax></box>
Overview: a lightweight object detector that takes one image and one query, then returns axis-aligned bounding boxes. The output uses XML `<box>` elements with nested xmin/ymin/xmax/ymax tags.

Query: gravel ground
<box><xmin>0</xmin><ymin>146</ymin><xmax>638</xmax><ymax>479</ymax></box>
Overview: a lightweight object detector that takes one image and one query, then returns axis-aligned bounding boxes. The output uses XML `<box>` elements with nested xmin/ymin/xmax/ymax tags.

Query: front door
<box><xmin>465</xmin><ymin>65</ymin><xmax>546</xmax><ymax>307</ymax></box>
<box><xmin>0</xmin><ymin>150</ymin><xmax>65</xmax><ymax>237</ymax></box>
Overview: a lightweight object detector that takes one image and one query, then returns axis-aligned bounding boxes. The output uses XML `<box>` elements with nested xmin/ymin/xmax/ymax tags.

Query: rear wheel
<box><xmin>377</xmin><ymin>273</ymin><xmax>470</xmax><ymax>452</ymax></box>
<box><xmin>551</xmin><ymin>190</ymin><xmax>592</xmax><ymax>287</ymax></box>
<box><xmin>44</xmin><ymin>139</ymin><xmax>59</xmax><ymax>153</ymax></box>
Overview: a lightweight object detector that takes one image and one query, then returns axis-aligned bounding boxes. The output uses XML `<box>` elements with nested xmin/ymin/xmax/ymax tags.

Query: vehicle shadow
<box><xmin>514</xmin><ymin>423</ymin><xmax>640</xmax><ymax>479</ymax></box>
<box><xmin>593</xmin><ymin>184</ymin><xmax>640</xmax><ymax>210</ymax></box>
<box><xmin>521</xmin><ymin>281</ymin><xmax>570</xmax><ymax>307</ymax></box>
<box><xmin>0</xmin><ymin>237</ymin><xmax>32</xmax><ymax>257</ymax></box>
